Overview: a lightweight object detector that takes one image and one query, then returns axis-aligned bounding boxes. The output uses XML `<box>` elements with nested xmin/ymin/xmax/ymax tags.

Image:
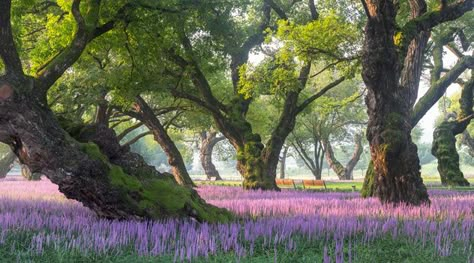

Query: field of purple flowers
<box><xmin>0</xmin><ymin>177</ymin><xmax>472</xmax><ymax>262</ymax></box>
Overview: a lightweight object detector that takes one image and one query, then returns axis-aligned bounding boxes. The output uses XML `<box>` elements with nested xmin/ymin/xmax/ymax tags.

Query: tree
<box><xmin>0</xmin><ymin>0</ymin><xmax>230</xmax><ymax>221</ymax></box>
<box><xmin>156</xmin><ymin>1</ymin><xmax>361</xmax><ymax>190</ymax></box>
<box><xmin>360</xmin><ymin>0</ymin><xmax>473</xmax><ymax>204</ymax></box>
<box><xmin>199</xmin><ymin>130</ymin><xmax>225</xmax><ymax>180</ymax></box>
<box><xmin>289</xmin><ymin>81</ymin><xmax>366</xmax><ymax>180</ymax></box>
<box><xmin>322</xmin><ymin>133</ymin><xmax>364</xmax><ymax>180</ymax></box>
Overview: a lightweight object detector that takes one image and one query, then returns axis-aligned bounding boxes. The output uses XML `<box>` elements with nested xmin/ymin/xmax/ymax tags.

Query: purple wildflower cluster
<box><xmin>0</xmin><ymin>179</ymin><xmax>472</xmax><ymax>262</ymax></box>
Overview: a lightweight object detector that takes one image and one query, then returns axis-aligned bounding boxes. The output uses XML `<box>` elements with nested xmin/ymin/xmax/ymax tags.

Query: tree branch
<box><xmin>411</xmin><ymin>55</ymin><xmax>474</xmax><ymax>126</ymax></box>
<box><xmin>121</xmin><ymin>130</ymin><xmax>152</xmax><ymax>148</ymax></box>
<box><xmin>399</xmin><ymin>0</ymin><xmax>474</xmax><ymax>53</ymax></box>
<box><xmin>296</xmin><ymin>77</ymin><xmax>346</xmax><ymax>113</ymax></box>
<box><xmin>265</xmin><ymin>0</ymin><xmax>288</xmax><ymax>19</ymax></box>
<box><xmin>0</xmin><ymin>0</ymin><xmax>23</xmax><ymax>76</ymax></box>
<box><xmin>117</xmin><ymin>122</ymin><xmax>143</xmax><ymax>141</ymax></box>
<box><xmin>35</xmin><ymin>0</ymin><xmax>101</xmax><ymax>93</ymax></box>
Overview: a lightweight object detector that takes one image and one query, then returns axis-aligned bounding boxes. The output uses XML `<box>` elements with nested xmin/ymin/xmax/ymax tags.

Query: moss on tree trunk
<box><xmin>432</xmin><ymin>121</ymin><xmax>470</xmax><ymax>186</ymax></box>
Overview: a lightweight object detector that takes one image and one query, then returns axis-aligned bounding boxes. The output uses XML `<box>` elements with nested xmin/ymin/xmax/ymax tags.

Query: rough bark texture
<box><xmin>199</xmin><ymin>131</ymin><xmax>224</xmax><ymax>180</ymax></box>
<box><xmin>361</xmin><ymin>0</ymin><xmax>429</xmax><ymax>205</ymax></box>
<box><xmin>0</xmin><ymin>150</ymin><xmax>15</xmax><ymax>178</ymax></box>
<box><xmin>131</xmin><ymin>96</ymin><xmax>195</xmax><ymax>187</ymax></box>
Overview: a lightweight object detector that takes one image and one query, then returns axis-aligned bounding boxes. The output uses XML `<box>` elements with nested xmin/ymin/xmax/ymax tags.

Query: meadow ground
<box><xmin>0</xmin><ymin>177</ymin><xmax>472</xmax><ymax>262</ymax></box>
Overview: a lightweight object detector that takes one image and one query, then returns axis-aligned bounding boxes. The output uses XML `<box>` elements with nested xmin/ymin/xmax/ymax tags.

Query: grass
<box><xmin>2</xmin><ymin>231</ymin><xmax>471</xmax><ymax>263</ymax></box>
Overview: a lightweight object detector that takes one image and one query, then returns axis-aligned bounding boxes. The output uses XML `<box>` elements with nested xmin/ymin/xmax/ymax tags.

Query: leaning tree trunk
<box><xmin>0</xmin><ymin>150</ymin><xmax>15</xmax><ymax>178</ymax></box>
<box><xmin>361</xmin><ymin>1</ymin><xmax>429</xmax><ymax>205</ymax></box>
<box><xmin>199</xmin><ymin>131</ymin><xmax>224</xmax><ymax>180</ymax></box>
<box><xmin>0</xmin><ymin>85</ymin><xmax>229</xmax><ymax>222</ymax></box>
<box><xmin>133</xmin><ymin>96</ymin><xmax>195</xmax><ymax>187</ymax></box>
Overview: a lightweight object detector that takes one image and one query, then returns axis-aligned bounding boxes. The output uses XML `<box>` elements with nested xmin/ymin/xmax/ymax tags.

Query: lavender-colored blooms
<box><xmin>0</xmin><ymin>179</ymin><xmax>472</xmax><ymax>261</ymax></box>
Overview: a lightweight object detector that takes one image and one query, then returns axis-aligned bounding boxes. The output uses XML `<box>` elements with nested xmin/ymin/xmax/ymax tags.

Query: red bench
<box><xmin>275</xmin><ymin>179</ymin><xmax>296</xmax><ymax>189</ymax></box>
<box><xmin>302</xmin><ymin>179</ymin><xmax>327</xmax><ymax>190</ymax></box>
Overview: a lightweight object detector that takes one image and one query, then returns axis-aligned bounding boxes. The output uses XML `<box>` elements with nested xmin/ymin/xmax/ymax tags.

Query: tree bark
<box><xmin>361</xmin><ymin>0</ymin><xmax>429</xmax><ymax>205</ymax></box>
<box><xmin>0</xmin><ymin>88</ymin><xmax>229</xmax><ymax>221</ymax></box>
<box><xmin>0</xmin><ymin>150</ymin><xmax>15</xmax><ymax>178</ymax></box>
<box><xmin>432</xmin><ymin>121</ymin><xmax>470</xmax><ymax>186</ymax></box>
<box><xmin>431</xmin><ymin>75</ymin><xmax>473</xmax><ymax>186</ymax></box>
<box><xmin>199</xmin><ymin>131</ymin><xmax>224</xmax><ymax>180</ymax></box>
<box><xmin>131</xmin><ymin>96</ymin><xmax>195</xmax><ymax>188</ymax></box>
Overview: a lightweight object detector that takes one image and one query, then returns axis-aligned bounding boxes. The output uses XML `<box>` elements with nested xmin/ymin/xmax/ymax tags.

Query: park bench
<box><xmin>275</xmin><ymin>179</ymin><xmax>296</xmax><ymax>189</ymax></box>
<box><xmin>302</xmin><ymin>179</ymin><xmax>327</xmax><ymax>190</ymax></box>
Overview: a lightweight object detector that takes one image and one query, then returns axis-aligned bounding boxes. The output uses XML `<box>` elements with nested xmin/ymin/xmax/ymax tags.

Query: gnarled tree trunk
<box><xmin>432</xmin><ymin>75</ymin><xmax>473</xmax><ymax>186</ymax></box>
<box><xmin>360</xmin><ymin>0</ymin><xmax>474</xmax><ymax>202</ymax></box>
<box><xmin>361</xmin><ymin>0</ymin><xmax>429</xmax><ymax>205</ymax></box>
<box><xmin>0</xmin><ymin>89</ymin><xmax>229</xmax><ymax>221</ymax></box>
<box><xmin>432</xmin><ymin>121</ymin><xmax>470</xmax><ymax>186</ymax></box>
<box><xmin>199</xmin><ymin>131</ymin><xmax>224</xmax><ymax>180</ymax></box>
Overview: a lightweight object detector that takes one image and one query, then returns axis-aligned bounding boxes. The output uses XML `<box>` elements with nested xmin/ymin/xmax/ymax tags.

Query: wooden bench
<box><xmin>302</xmin><ymin>179</ymin><xmax>327</xmax><ymax>190</ymax></box>
<box><xmin>275</xmin><ymin>179</ymin><xmax>296</xmax><ymax>189</ymax></box>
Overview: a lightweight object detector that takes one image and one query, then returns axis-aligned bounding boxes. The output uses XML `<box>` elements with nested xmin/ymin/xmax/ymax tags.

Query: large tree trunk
<box><xmin>0</xmin><ymin>150</ymin><xmax>15</xmax><ymax>178</ymax></box>
<box><xmin>0</xmin><ymin>83</ymin><xmax>229</xmax><ymax>222</ymax></box>
<box><xmin>199</xmin><ymin>131</ymin><xmax>224</xmax><ymax>180</ymax></box>
<box><xmin>132</xmin><ymin>96</ymin><xmax>195</xmax><ymax>187</ymax></box>
<box><xmin>361</xmin><ymin>1</ymin><xmax>429</xmax><ymax>205</ymax></box>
